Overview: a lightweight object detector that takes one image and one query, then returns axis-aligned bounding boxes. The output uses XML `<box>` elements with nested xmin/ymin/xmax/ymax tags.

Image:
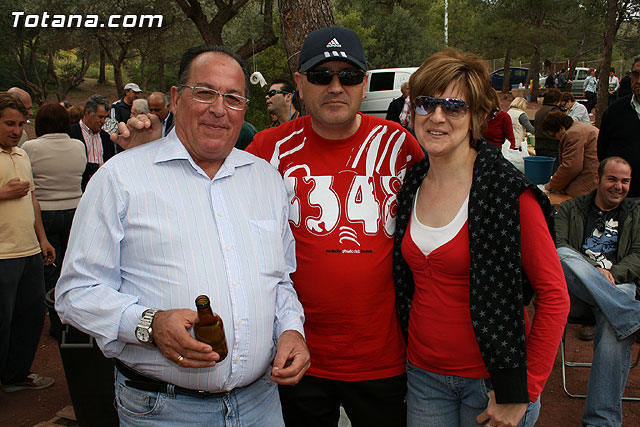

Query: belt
<box><xmin>115</xmin><ymin>360</ymin><xmax>226</xmax><ymax>399</ymax></box>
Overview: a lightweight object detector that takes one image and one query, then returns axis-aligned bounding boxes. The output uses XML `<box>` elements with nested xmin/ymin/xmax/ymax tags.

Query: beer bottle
<box><xmin>193</xmin><ymin>295</ymin><xmax>228</xmax><ymax>361</ymax></box>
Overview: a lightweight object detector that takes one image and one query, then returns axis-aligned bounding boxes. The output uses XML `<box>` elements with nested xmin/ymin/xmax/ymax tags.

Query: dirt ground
<box><xmin>1</xmin><ymin>315</ymin><xmax>639</xmax><ymax>426</ymax></box>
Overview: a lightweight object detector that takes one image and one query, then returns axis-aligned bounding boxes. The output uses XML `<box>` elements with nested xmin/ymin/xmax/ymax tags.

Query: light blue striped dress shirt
<box><xmin>56</xmin><ymin>132</ymin><xmax>305</xmax><ymax>392</ymax></box>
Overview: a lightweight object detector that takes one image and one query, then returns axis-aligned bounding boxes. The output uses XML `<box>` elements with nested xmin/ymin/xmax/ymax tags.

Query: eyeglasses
<box><xmin>303</xmin><ymin>69</ymin><xmax>366</xmax><ymax>86</ymax></box>
<box><xmin>266</xmin><ymin>89</ymin><xmax>290</xmax><ymax>98</ymax></box>
<box><xmin>414</xmin><ymin>96</ymin><xmax>468</xmax><ymax>119</ymax></box>
<box><xmin>179</xmin><ymin>85</ymin><xmax>249</xmax><ymax>110</ymax></box>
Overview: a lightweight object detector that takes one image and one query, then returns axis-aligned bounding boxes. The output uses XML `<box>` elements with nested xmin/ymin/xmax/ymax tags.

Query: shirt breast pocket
<box><xmin>249</xmin><ymin>219</ymin><xmax>286</xmax><ymax>278</ymax></box>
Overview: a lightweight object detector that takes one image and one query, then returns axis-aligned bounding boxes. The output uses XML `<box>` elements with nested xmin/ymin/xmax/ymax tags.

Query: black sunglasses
<box><xmin>414</xmin><ymin>96</ymin><xmax>468</xmax><ymax>119</ymax></box>
<box><xmin>266</xmin><ymin>89</ymin><xmax>290</xmax><ymax>98</ymax></box>
<box><xmin>304</xmin><ymin>69</ymin><xmax>366</xmax><ymax>86</ymax></box>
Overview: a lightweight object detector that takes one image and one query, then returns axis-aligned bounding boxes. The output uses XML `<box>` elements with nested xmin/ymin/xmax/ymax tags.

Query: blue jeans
<box><xmin>115</xmin><ymin>369</ymin><xmax>285</xmax><ymax>426</ymax></box>
<box><xmin>557</xmin><ymin>247</ymin><xmax>640</xmax><ymax>427</ymax></box>
<box><xmin>406</xmin><ymin>362</ymin><xmax>540</xmax><ymax>427</ymax></box>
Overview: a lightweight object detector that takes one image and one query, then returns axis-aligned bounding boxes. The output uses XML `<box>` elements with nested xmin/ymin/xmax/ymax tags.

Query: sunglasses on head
<box><xmin>266</xmin><ymin>89</ymin><xmax>290</xmax><ymax>98</ymax></box>
<box><xmin>303</xmin><ymin>69</ymin><xmax>366</xmax><ymax>86</ymax></box>
<box><xmin>414</xmin><ymin>96</ymin><xmax>468</xmax><ymax>119</ymax></box>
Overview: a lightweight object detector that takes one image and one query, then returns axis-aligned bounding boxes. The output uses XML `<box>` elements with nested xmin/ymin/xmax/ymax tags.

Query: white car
<box><xmin>360</xmin><ymin>67</ymin><xmax>417</xmax><ymax>118</ymax></box>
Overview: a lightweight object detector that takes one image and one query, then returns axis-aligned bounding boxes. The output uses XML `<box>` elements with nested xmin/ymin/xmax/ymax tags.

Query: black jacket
<box><xmin>598</xmin><ymin>95</ymin><xmax>640</xmax><ymax>198</ymax></box>
<box><xmin>69</xmin><ymin>123</ymin><xmax>117</xmax><ymax>190</ymax></box>
<box><xmin>385</xmin><ymin>96</ymin><xmax>407</xmax><ymax>125</ymax></box>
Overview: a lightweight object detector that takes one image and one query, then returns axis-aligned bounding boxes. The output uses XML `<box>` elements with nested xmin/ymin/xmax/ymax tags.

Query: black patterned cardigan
<box><xmin>393</xmin><ymin>139</ymin><xmax>555</xmax><ymax>404</ymax></box>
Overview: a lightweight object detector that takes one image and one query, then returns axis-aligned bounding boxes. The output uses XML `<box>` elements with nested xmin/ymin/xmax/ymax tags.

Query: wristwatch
<box><xmin>135</xmin><ymin>308</ymin><xmax>160</xmax><ymax>344</ymax></box>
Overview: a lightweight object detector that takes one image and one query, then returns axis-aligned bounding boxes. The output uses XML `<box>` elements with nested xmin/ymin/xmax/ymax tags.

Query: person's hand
<box><xmin>544</xmin><ymin>183</ymin><xmax>551</xmax><ymax>191</ymax></box>
<box><xmin>0</xmin><ymin>178</ymin><xmax>30</xmax><ymax>200</ymax></box>
<box><xmin>151</xmin><ymin>309</ymin><xmax>219</xmax><ymax>368</ymax></box>
<box><xmin>111</xmin><ymin>113</ymin><xmax>162</xmax><ymax>150</ymax></box>
<box><xmin>270</xmin><ymin>330</ymin><xmax>310</xmax><ymax>385</ymax></box>
<box><xmin>41</xmin><ymin>240</ymin><xmax>55</xmax><ymax>266</ymax></box>
<box><xmin>476</xmin><ymin>390</ymin><xmax>527</xmax><ymax>427</ymax></box>
<box><xmin>597</xmin><ymin>267</ymin><xmax>616</xmax><ymax>285</ymax></box>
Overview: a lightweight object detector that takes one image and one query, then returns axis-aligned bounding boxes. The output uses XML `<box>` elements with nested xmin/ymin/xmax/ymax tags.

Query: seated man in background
<box><xmin>555</xmin><ymin>156</ymin><xmax>640</xmax><ymax>427</ymax></box>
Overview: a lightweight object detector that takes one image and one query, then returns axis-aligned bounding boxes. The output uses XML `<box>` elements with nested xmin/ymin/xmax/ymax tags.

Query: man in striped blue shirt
<box><xmin>56</xmin><ymin>45</ymin><xmax>309</xmax><ymax>426</ymax></box>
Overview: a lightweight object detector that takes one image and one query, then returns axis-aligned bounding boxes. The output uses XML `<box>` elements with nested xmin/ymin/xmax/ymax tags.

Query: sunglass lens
<box><xmin>307</xmin><ymin>71</ymin><xmax>333</xmax><ymax>85</ymax></box>
<box><xmin>339</xmin><ymin>71</ymin><xmax>365</xmax><ymax>85</ymax></box>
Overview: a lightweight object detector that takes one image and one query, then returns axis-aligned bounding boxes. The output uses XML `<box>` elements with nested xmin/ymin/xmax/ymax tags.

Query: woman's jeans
<box><xmin>406</xmin><ymin>362</ymin><xmax>540</xmax><ymax>427</ymax></box>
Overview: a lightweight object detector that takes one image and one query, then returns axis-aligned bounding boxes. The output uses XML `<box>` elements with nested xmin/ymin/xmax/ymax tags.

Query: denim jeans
<box><xmin>406</xmin><ymin>362</ymin><xmax>540</xmax><ymax>427</ymax></box>
<box><xmin>557</xmin><ymin>247</ymin><xmax>640</xmax><ymax>427</ymax></box>
<box><xmin>115</xmin><ymin>369</ymin><xmax>285</xmax><ymax>426</ymax></box>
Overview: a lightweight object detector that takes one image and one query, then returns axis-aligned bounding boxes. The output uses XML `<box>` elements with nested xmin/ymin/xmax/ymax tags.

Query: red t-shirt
<box><xmin>402</xmin><ymin>189</ymin><xmax>568</xmax><ymax>402</ymax></box>
<box><xmin>247</xmin><ymin>114</ymin><xmax>424</xmax><ymax>380</ymax></box>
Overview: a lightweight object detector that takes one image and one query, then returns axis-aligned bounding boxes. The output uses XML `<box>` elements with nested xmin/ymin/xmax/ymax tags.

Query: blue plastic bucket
<box><xmin>524</xmin><ymin>156</ymin><xmax>555</xmax><ymax>184</ymax></box>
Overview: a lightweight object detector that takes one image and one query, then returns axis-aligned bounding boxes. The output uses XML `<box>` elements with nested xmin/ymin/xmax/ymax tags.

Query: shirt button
<box><xmin>226</xmin><ymin>245</ymin><xmax>232</xmax><ymax>251</ymax></box>
<box><xmin>232</xmin><ymin>280</ymin><xmax>238</xmax><ymax>286</ymax></box>
<box><xmin>218</xmin><ymin>211</ymin><xmax>224</xmax><ymax>217</ymax></box>
<box><xmin>237</xmin><ymin>318</ymin><xmax>243</xmax><ymax>325</ymax></box>
<box><xmin>234</xmin><ymin>355</ymin><xmax>241</xmax><ymax>361</ymax></box>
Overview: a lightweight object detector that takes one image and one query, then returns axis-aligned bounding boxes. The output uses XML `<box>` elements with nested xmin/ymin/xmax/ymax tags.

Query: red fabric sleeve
<box><xmin>519</xmin><ymin>189</ymin><xmax>570</xmax><ymax>402</ymax></box>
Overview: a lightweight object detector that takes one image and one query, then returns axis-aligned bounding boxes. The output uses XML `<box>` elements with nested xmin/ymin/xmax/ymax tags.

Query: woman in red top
<box><xmin>393</xmin><ymin>49</ymin><xmax>570</xmax><ymax>427</ymax></box>
<box><xmin>482</xmin><ymin>90</ymin><xmax>516</xmax><ymax>149</ymax></box>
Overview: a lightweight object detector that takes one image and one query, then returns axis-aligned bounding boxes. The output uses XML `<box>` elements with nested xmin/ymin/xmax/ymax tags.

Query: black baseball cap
<box><xmin>298</xmin><ymin>26</ymin><xmax>367</xmax><ymax>72</ymax></box>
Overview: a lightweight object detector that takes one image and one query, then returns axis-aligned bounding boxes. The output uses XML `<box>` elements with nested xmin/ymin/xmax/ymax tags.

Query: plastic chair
<box><xmin>560</xmin><ymin>295</ymin><xmax>640</xmax><ymax>400</ymax></box>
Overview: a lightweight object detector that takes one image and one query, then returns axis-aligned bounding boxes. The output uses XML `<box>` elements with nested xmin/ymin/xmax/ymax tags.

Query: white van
<box><xmin>360</xmin><ymin>67</ymin><xmax>417</xmax><ymax>118</ymax></box>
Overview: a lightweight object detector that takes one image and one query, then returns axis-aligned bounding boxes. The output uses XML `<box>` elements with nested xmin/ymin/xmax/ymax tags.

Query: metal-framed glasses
<box><xmin>180</xmin><ymin>85</ymin><xmax>249</xmax><ymax>110</ymax></box>
<box><xmin>303</xmin><ymin>69</ymin><xmax>366</xmax><ymax>86</ymax></box>
<box><xmin>266</xmin><ymin>89</ymin><xmax>290</xmax><ymax>97</ymax></box>
<box><xmin>414</xmin><ymin>96</ymin><xmax>468</xmax><ymax>119</ymax></box>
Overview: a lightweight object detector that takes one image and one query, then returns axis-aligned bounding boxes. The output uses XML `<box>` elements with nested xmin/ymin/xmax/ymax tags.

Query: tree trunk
<box><xmin>529</xmin><ymin>44</ymin><xmax>541</xmax><ymax>99</ymax></box>
<box><xmin>98</xmin><ymin>48</ymin><xmax>106</xmax><ymax>84</ymax></box>
<box><xmin>501</xmin><ymin>47</ymin><xmax>512</xmax><ymax>94</ymax></box>
<box><xmin>595</xmin><ymin>0</ymin><xmax>622</xmax><ymax>127</ymax></box>
<box><xmin>158</xmin><ymin>62</ymin><xmax>166</xmax><ymax>93</ymax></box>
<box><xmin>278</xmin><ymin>0</ymin><xmax>335</xmax><ymax>87</ymax></box>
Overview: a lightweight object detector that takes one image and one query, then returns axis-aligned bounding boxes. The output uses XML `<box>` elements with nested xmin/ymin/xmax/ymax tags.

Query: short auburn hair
<box><xmin>409</xmin><ymin>48</ymin><xmax>494</xmax><ymax>144</ymax></box>
<box><xmin>35</xmin><ymin>103</ymin><xmax>70</xmax><ymax>137</ymax></box>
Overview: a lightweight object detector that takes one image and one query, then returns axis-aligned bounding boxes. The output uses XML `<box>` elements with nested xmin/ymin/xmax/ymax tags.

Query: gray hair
<box><xmin>84</xmin><ymin>94</ymin><xmax>110</xmax><ymax>114</ymax></box>
<box><xmin>132</xmin><ymin>99</ymin><xmax>150</xmax><ymax>114</ymax></box>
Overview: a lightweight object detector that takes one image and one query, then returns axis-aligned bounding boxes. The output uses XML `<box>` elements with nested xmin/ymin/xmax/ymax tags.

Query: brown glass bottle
<box><xmin>193</xmin><ymin>295</ymin><xmax>228</xmax><ymax>361</ymax></box>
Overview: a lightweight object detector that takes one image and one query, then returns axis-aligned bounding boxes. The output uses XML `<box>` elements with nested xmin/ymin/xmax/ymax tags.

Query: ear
<box><xmin>361</xmin><ymin>73</ymin><xmax>369</xmax><ymax>100</ymax></box>
<box><xmin>170</xmin><ymin>86</ymin><xmax>180</xmax><ymax>114</ymax></box>
<box><xmin>294</xmin><ymin>72</ymin><xmax>304</xmax><ymax>101</ymax></box>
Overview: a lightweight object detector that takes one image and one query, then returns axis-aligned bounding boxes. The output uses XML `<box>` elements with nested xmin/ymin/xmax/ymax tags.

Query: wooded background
<box><xmin>2</xmin><ymin>0</ymin><xmax>638</xmax><ymax>129</ymax></box>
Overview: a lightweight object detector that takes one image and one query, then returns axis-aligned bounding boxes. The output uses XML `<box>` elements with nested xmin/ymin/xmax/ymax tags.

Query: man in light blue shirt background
<box><xmin>56</xmin><ymin>45</ymin><xmax>309</xmax><ymax>426</ymax></box>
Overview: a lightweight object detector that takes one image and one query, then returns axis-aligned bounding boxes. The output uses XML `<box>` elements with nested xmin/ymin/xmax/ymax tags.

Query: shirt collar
<box><xmin>0</xmin><ymin>145</ymin><xmax>24</xmax><ymax>155</ymax></box>
<box><xmin>631</xmin><ymin>95</ymin><xmax>640</xmax><ymax>119</ymax></box>
<box><xmin>79</xmin><ymin>119</ymin><xmax>99</xmax><ymax>135</ymax></box>
<box><xmin>154</xmin><ymin>130</ymin><xmax>254</xmax><ymax>180</ymax></box>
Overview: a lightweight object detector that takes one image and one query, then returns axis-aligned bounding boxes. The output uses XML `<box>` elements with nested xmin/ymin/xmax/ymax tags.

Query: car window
<box><xmin>369</xmin><ymin>72</ymin><xmax>395</xmax><ymax>92</ymax></box>
<box><xmin>514</xmin><ymin>69</ymin><xmax>526</xmax><ymax>77</ymax></box>
<box><xmin>494</xmin><ymin>70</ymin><xmax>505</xmax><ymax>77</ymax></box>
<box><xmin>576</xmin><ymin>70</ymin><xmax>588</xmax><ymax>80</ymax></box>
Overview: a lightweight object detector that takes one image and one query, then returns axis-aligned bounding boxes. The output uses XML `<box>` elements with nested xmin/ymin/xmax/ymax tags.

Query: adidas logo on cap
<box><xmin>326</xmin><ymin>38</ymin><xmax>341</xmax><ymax>48</ymax></box>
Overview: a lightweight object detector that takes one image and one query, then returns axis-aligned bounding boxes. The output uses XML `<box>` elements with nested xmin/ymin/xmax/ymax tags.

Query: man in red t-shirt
<box><xmin>247</xmin><ymin>26</ymin><xmax>424</xmax><ymax>426</ymax></box>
